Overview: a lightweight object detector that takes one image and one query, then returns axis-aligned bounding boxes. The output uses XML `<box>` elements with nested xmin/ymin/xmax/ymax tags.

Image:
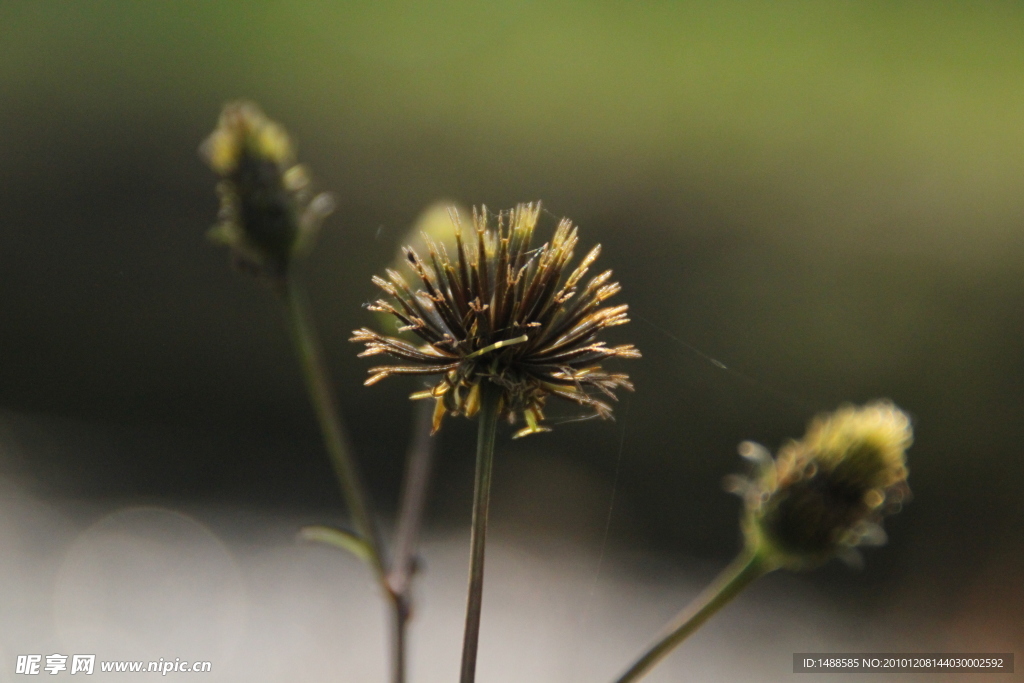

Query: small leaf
<box><xmin>298</xmin><ymin>525</ymin><xmax>373</xmax><ymax>564</ymax></box>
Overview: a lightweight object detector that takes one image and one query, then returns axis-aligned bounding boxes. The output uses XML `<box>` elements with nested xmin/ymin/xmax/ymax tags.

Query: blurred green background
<box><xmin>1</xmin><ymin>0</ymin><xmax>1022</xmax><ymax>653</ymax></box>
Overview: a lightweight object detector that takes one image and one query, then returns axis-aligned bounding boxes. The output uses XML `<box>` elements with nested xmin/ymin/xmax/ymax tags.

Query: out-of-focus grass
<box><xmin>4</xmin><ymin>1</ymin><xmax>1024</xmax><ymax>257</ymax></box>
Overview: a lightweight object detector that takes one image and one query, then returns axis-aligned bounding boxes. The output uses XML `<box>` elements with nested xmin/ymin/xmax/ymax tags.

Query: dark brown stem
<box><xmin>389</xmin><ymin>400</ymin><xmax>437</xmax><ymax>597</ymax></box>
<box><xmin>387</xmin><ymin>401</ymin><xmax>437</xmax><ymax>682</ymax></box>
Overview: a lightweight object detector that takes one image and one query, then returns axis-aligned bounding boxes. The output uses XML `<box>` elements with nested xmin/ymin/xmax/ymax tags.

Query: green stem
<box><xmin>281</xmin><ymin>279</ymin><xmax>405</xmax><ymax>683</ymax></box>
<box><xmin>613</xmin><ymin>546</ymin><xmax>773</xmax><ymax>683</ymax></box>
<box><xmin>459</xmin><ymin>381</ymin><xmax>502</xmax><ymax>683</ymax></box>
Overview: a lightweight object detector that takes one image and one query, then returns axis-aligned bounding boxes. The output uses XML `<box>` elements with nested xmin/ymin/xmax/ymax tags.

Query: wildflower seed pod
<box><xmin>729</xmin><ymin>401</ymin><xmax>912</xmax><ymax>570</ymax></box>
<box><xmin>374</xmin><ymin>201</ymin><xmax>472</xmax><ymax>339</ymax></box>
<box><xmin>351</xmin><ymin>202</ymin><xmax>640</xmax><ymax>437</ymax></box>
<box><xmin>200</xmin><ymin>101</ymin><xmax>333</xmax><ymax>279</ymax></box>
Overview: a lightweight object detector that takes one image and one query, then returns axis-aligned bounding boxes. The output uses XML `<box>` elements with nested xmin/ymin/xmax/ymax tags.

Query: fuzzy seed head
<box><xmin>351</xmin><ymin>203</ymin><xmax>640</xmax><ymax>437</ymax></box>
<box><xmin>730</xmin><ymin>400</ymin><xmax>912</xmax><ymax>570</ymax></box>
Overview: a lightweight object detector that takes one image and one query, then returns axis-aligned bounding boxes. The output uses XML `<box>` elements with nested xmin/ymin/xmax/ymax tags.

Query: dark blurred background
<box><xmin>1</xmin><ymin>0</ymin><xmax>1022</xmax><ymax>667</ymax></box>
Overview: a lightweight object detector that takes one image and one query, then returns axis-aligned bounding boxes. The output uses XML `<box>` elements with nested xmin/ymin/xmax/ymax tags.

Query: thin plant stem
<box><xmin>388</xmin><ymin>401</ymin><xmax>437</xmax><ymax>682</ymax></box>
<box><xmin>391</xmin><ymin>601</ymin><xmax>407</xmax><ymax>683</ymax></box>
<box><xmin>282</xmin><ymin>278</ymin><xmax>388</xmax><ymax>579</ymax></box>
<box><xmin>613</xmin><ymin>546</ymin><xmax>773</xmax><ymax>683</ymax></box>
<box><xmin>281</xmin><ymin>278</ymin><xmax>407</xmax><ymax>683</ymax></box>
<box><xmin>459</xmin><ymin>381</ymin><xmax>502</xmax><ymax>683</ymax></box>
<box><xmin>390</xmin><ymin>400</ymin><xmax>437</xmax><ymax>596</ymax></box>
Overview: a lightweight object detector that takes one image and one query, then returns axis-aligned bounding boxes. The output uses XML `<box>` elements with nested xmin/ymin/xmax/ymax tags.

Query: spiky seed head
<box><xmin>729</xmin><ymin>400</ymin><xmax>912</xmax><ymax>570</ymax></box>
<box><xmin>351</xmin><ymin>202</ymin><xmax>641</xmax><ymax>437</ymax></box>
<box><xmin>200</xmin><ymin>101</ymin><xmax>334</xmax><ymax>280</ymax></box>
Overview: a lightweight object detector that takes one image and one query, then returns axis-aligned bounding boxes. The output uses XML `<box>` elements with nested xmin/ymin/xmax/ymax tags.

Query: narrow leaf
<box><xmin>298</xmin><ymin>525</ymin><xmax>373</xmax><ymax>564</ymax></box>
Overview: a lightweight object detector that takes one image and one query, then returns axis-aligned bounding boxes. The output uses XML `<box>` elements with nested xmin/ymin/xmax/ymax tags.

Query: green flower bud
<box><xmin>200</xmin><ymin>101</ymin><xmax>333</xmax><ymax>279</ymax></box>
<box><xmin>729</xmin><ymin>400</ymin><xmax>912</xmax><ymax>570</ymax></box>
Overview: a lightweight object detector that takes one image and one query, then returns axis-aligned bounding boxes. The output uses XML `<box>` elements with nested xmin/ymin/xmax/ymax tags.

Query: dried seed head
<box><xmin>200</xmin><ymin>101</ymin><xmax>334</xmax><ymax>280</ymax></box>
<box><xmin>351</xmin><ymin>202</ymin><xmax>640</xmax><ymax>437</ymax></box>
<box><xmin>730</xmin><ymin>400</ymin><xmax>912</xmax><ymax>570</ymax></box>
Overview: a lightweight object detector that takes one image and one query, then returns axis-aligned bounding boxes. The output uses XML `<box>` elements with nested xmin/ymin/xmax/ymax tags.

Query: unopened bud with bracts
<box><xmin>200</xmin><ymin>101</ymin><xmax>334</xmax><ymax>280</ymax></box>
<box><xmin>727</xmin><ymin>400</ymin><xmax>912</xmax><ymax>570</ymax></box>
<box><xmin>612</xmin><ymin>402</ymin><xmax>914</xmax><ymax>683</ymax></box>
